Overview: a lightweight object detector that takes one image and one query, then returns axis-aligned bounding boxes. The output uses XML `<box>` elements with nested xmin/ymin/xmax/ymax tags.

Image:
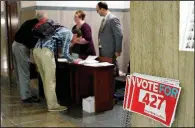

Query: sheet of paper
<box><xmin>85</xmin><ymin>56</ymin><xmax>98</xmax><ymax>61</ymax></box>
<box><xmin>83</xmin><ymin>63</ymin><xmax>100</xmax><ymax>67</ymax></box>
<box><xmin>84</xmin><ymin>62</ymin><xmax>114</xmax><ymax>67</ymax></box>
<box><xmin>98</xmin><ymin>62</ymin><xmax>114</xmax><ymax>66</ymax></box>
<box><xmin>78</xmin><ymin>56</ymin><xmax>99</xmax><ymax>64</ymax></box>
<box><xmin>58</xmin><ymin>58</ymin><xmax>68</xmax><ymax>62</ymax></box>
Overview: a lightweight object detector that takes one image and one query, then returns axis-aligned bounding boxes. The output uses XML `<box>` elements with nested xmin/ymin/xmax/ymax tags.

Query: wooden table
<box><xmin>39</xmin><ymin>56</ymin><xmax>115</xmax><ymax>113</ymax></box>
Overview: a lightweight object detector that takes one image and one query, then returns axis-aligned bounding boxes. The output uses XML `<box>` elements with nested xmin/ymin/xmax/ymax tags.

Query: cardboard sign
<box><xmin>123</xmin><ymin>74</ymin><xmax>181</xmax><ymax>127</ymax></box>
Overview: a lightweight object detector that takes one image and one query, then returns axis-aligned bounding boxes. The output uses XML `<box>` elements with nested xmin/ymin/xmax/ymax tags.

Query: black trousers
<box><xmin>30</xmin><ymin>63</ymin><xmax>38</xmax><ymax>79</ymax></box>
<box><xmin>113</xmin><ymin>60</ymin><xmax>119</xmax><ymax>77</ymax></box>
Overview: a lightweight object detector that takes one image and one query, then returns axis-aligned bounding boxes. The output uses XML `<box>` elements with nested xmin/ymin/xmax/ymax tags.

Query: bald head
<box><xmin>35</xmin><ymin>11</ymin><xmax>47</xmax><ymax>20</ymax></box>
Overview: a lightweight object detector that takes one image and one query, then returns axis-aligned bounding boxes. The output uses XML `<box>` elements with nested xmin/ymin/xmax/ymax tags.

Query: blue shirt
<box><xmin>35</xmin><ymin>27</ymin><xmax>74</xmax><ymax>62</ymax></box>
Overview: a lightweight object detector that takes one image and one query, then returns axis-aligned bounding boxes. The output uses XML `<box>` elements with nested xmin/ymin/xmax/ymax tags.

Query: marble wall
<box><xmin>1</xmin><ymin>1</ymin><xmax>4</xmax><ymax>12</ymax></box>
<box><xmin>1</xmin><ymin>1</ymin><xmax>8</xmax><ymax>71</ymax></box>
<box><xmin>130</xmin><ymin>1</ymin><xmax>194</xmax><ymax>127</ymax></box>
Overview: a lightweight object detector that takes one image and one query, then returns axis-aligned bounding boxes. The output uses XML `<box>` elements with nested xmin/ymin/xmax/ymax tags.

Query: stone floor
<box><xmin>1</xmin><ymin>70</ymin><xmax>126</xmax><ymax>127</ymax></box>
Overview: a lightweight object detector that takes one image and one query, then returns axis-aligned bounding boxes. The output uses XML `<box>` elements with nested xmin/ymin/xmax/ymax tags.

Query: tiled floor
<box><xmin>1</xmin><ymin>70</ymin><xmax>126</xmax><ymax>127</ymax></box>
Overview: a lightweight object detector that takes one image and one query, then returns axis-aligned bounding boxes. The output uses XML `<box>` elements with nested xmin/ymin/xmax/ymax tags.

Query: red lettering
<box><xmin>142</xmin><ymin>93</ymin><xmax>150</xmax><ymax>105</ymax></box>
<box><xmin>142</xmin><ymin>93</ymin><xmax>165</xmax><ymax>110</ymax></box>
<box><xmin>150</xmin><ymin>95</ymin><xmax>157</xmax><ymax>108</ymax></box>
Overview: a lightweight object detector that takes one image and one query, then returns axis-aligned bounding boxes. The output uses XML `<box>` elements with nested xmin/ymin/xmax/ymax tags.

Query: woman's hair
<box><xmin>75</xmin><ymin>10</ymin><xmax>86</xmax><ymax>20</ymax></box>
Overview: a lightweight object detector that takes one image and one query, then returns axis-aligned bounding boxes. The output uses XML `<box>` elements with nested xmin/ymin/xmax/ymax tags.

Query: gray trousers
<box><xmin>12</xmin><ymin>41</ymin><xmax>31</xmax><ymax>100</ymax></box>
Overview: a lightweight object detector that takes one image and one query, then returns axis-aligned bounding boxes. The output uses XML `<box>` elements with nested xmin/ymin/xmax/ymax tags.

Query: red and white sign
<box><xmin>123</xmin><ymin>75</ymin><xmax>181</xmax><ymax>127</ymax></box>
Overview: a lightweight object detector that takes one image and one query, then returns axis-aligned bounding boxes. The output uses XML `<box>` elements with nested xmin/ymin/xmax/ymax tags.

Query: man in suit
<box><xmin>96</xmin><ymin>2</ymin><xmax>123</xmax><ymax>76</ymax></box>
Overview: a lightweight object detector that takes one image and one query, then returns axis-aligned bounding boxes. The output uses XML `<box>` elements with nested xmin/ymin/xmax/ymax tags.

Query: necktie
<box><xmin>99</xmin><ymin>18</ymin><xmax>105</xmax><ymax>32</ymax></box>
<box><xmin>98</xmin><ymin>18</ymin><xmax>105</xmax><ymax>48</ymax></box>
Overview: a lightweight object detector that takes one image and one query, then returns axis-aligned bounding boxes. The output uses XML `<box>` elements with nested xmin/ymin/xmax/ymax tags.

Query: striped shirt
<box><xmin>35</xmin><ymin>27</ymin><xmax>74</xmax><ymax>62</ymax></box>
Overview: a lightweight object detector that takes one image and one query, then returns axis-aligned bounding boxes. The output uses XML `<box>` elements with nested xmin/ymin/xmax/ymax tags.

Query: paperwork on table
<box><xmin>79</xmin><ymin>56</ymin><xmax>114</xmax><ymax>67</ymax></box>
<box><xmin>58</xmin><ymin>56</ymin><xmax>114</xmax><ymax>67</ymax></box>
<box><xmin>57</xmin><ymin>58</ymin><xmax>68</xmax><ymax>62</ymax></box>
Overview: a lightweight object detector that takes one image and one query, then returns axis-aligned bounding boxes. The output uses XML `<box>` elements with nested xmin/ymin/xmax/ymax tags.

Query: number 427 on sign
<box><xmin>139</xmin><ymin>90</ymin><xmax>166</xmax><ymax>121</ymax></box>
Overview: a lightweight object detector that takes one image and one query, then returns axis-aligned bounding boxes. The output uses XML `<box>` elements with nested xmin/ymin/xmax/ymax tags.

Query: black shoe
<box><xmin>32</xmin><ymin>96</ymin><xmax>41</xmax><ymax>102</ymax></box>
<box><xmin>22</xmin><ymin>97</ymin><xmax>40</xmax><ymax>103</ymax></box>
<box><xmin>32</xmin><ymin>96</ymin><xmax>38</xmax><ymax>99</ymax></box>
<box><xmin>22</xmin><ymin>98</ymin><xmax>33</xmax><ymax>103</ymax></box>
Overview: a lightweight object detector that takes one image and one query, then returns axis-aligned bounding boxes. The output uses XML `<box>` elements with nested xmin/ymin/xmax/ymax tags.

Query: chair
<box><xmin>114</xmin><ymin>61</ymin><xmax>130</xmax><ymax>101</ymax></box>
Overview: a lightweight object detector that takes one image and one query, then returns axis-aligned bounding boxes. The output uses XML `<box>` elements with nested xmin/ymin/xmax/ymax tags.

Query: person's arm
<box><xmin>60</xmin><ymin>30</ymin><xmax>83</xmax><ymax>63</ymax></box>
<box><xmin>71</xmin><ymin>25</ymin><xmax>87</xmax><ymax>45</ymax></box>
<box><xmin>77</xmin><ymin>38</ymin><xmax>88</xmax><ymax>44</ymax></box>
<box><xmin>75</xmin><ymin>24</ymin><xmax>92</xmax><ymax>45</ymax></box>
<box><xmin>61</xmin><ymin>32</ymin><xmax>75</xmax><ymax>62</ymax></box>
<box><xmin>62</xmin><ymin>37</ymin><xmax>83</xmax><ymax>64</ymax></box>
<box><xmin>110</xmin><ymin>17</ymin><xmax>123</xmax><ymax>57</ymax></box>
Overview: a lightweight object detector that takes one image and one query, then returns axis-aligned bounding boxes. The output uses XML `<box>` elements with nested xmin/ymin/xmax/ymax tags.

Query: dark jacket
<box><xmin>14</xmin><ymin>18</ymin><xmax>39</xmax><ymax>49</ymax></box>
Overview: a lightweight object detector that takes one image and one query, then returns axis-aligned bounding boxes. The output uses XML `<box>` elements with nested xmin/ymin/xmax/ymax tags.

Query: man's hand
<box><xmin>115</xmin><ymin>52</ymin><xmax>121</xmax><ymax>58</ymax></box>
<box><xmin>73</xmin><ymin>58</ymin><xmax>83</xmax><ymax>64</ymax></box>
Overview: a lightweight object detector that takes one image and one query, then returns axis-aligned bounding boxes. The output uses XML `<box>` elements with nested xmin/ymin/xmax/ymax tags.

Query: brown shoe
<box><xmin>48</xmin><ymin>105</ymin><xmax>68</xmax><ymax>112</ymax></box>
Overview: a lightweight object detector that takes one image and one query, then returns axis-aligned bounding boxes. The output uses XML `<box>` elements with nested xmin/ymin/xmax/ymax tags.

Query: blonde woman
<box><xmin>71</xmin><ymin>10</ymin><xmax>96</xmax><ymax>56</ymax></box>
